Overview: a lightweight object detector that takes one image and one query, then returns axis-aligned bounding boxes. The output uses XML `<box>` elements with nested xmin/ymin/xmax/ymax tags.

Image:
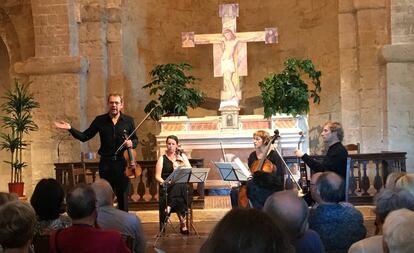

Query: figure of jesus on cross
<box><xmin>182</xmin><ymin>3</ymin><xmax>278</xmax><ymax>110</ymax></box>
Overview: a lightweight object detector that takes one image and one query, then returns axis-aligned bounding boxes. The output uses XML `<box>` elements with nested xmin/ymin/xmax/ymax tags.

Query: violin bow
<box><xmin>114</xmin><ymin>105</ymin><xmax>158</xmax><ymax>155</ymax></box>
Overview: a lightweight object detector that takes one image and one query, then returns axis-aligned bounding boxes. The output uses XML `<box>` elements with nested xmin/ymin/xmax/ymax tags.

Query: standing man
<box><xmin>295</xmin><ymin>121</ymin><xmax>348</xmax><ymax>179</ymax></box>
<box><xmin>55</xmin><ymin>93</ymin><xmax>138</xmax><ymax>211</ymax></box>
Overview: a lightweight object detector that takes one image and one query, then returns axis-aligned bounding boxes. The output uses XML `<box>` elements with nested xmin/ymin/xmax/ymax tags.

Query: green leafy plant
<box><xmin>143</xmin><ymin>63</ymin><xmax>204</xmax><ymax>121</ymax></box>
<box><xmin>259</xmin><ymin>58</ymin><xmax>321</xmax><ymax>117</ymax></box>
<box><xmin>0</xmin><ymin>80</ymin><xmax>39</xmax><ymax>183</ymax></box>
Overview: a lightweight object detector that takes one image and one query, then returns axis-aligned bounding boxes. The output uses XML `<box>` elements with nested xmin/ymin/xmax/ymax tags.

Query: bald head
<box><xmin>316</xmin><ymin>172</ymin><xmax>344</xmax><ymax>203</ymax></box>
<box><xmin>91</xmin><ymin>179</ymin><xmax>114</xmax><ymax>207</ymax></box>
<box><xmin>310</xmin><ymin>172</ymin><xmax>323</xmax><ymax>203</ymax></box>
<box><xmin>264</xmin><ymin>190</ymin><xmax>309</xmax><ymax>239</ymax></box>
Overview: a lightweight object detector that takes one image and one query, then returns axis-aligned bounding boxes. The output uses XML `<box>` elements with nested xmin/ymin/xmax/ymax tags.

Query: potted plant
<box><xmin>0</xmin><ymin>80</ymin><xmax>39</xmax><ymax>196</ymax></box>
<box><xmin>143</xmin><ymin>63</ymin><xmax>204</xmax><ymax>121</ymax></box>
<box><xmin>258</xmin><ymin>58</ymin><xmax>321</xmax><ymax>117</ymax></box>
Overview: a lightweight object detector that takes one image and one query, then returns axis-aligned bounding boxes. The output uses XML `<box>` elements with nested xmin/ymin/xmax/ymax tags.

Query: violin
<box><xmin>123</xmin><ymin>131</ymin><xmax>142</xmax><ymax>178</ymax></box>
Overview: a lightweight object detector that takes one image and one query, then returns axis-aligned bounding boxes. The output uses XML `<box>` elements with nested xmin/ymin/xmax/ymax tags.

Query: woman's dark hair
<box><xmin>166</xmin><ymin>135</ymin><xmax>179</xmax><ymax>144</ymax></box>
<box><xmin>200</xmin><ymin>208</ymin><xmax>293</xmax><ymax>253</ymax></box>
<box><xmin>30</xmin><ymin>178</ymin><xmax>65</xmax><ymax>220</ymax></box>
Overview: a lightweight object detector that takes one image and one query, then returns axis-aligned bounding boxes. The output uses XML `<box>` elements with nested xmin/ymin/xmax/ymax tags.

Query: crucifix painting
<box><xmin>182</xmin><ymin>3</ymin><xmax>278</xmax><ymax>110</ymax></box>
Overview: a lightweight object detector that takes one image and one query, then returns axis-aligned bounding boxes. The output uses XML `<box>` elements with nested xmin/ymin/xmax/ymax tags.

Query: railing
<box><xmin>55</xmin><ymin>152</ymin><xmax>406</xmax><ymax>208</ymax></box>
<box><xmin>284</xmin><ymin>152</ymin><xmax>407</xmax><ymax>205</ymax></box>
<box><xmin>54</xmin><ymin>159</ymin><xmax>204</xmax><ymax>211</ymax></box>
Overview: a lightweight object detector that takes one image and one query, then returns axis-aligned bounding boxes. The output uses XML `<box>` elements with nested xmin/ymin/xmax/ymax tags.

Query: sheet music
<box><xmin>233</xmin><ymin>157</ymin><xmax>251</xmax><ymax>178</ymax></box>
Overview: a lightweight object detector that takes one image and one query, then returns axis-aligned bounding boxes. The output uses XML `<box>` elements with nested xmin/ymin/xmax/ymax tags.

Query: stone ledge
<box><xmin>14</xmin><ymin>56</ymin><xmax>89</xmax><ymax>75</ymax></box>
<box><xmin>382</xmin><ymin>44</ymin><xmax>414</xmax><ymax>63</ymax></box>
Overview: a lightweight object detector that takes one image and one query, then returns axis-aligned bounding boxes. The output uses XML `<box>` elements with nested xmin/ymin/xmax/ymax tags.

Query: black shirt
<box><xmin>301</xmin><ymin>142</ymin><xmax>348</xmax><ymax>178</ymax></box>
<box><xmin>68</xmin><ymin>112</ymin><xmax>138</xmax><ymax>157</ymax></box>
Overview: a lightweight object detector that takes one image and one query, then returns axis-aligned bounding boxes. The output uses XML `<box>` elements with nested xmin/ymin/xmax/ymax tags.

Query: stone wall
<box><xmin>382</xmin><ymin>0</ymin><xmax>414</xmax><ymax>170</ymax></box>
<box><xmin>1</xmin><ymin>0</ymin><xmax>413</xmax><ymax>194</ymax></box>
<box><xmin>338</xmin><ymin>0</ymin><xmax>390</xmax><ymax>152</ymax></box>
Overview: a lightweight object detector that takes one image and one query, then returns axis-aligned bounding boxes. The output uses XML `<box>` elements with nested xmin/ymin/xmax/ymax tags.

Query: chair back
<box><xmin>345</xmin><ymin>143</ymin><xmax>360</xmax><ymax>154</ymax></box>
<box><xmin>123</xmin><ymin>235</ymin><xmax>135</xmax><ymax>252</ymax></box>
<box><xmin>32</xmin><ymin>234</ymin><xmax>50</xmax><ymax>253</ymax></box>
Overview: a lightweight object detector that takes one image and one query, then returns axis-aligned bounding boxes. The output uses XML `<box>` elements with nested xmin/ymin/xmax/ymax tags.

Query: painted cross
<box><xmin>182</xmin><ymin>3</ymin><xmax>278</xmax><ymax>110</ymax></box>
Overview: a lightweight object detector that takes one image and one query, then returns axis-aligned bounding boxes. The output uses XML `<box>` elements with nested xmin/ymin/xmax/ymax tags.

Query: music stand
<box><xmin>186</xmin><ymin>167</ymin><xmax>210</xmax><ymax>237</ymax></box>
<box><xmin>214</xmin><ymin>162</ymin><xmax>251</xmax><ymax>182</ymax></box>
<box><xmin>154</xmin><ymin>167</ymin><xmax>192</xmax><ymax>247</ymax></box>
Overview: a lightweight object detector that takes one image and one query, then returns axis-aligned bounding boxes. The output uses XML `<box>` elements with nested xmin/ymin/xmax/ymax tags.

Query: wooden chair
<box><xmin>345</xmin><ymin>143</ymin><xmax>360</xmax><ymax>154</ymax></box>
<box><xmin>61</xmin><ymin>163</ymin><xmax>86</xmax><ymax>193</ymax></box>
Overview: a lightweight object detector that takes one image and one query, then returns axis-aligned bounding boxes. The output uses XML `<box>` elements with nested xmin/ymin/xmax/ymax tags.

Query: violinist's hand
<box><xmin>125</xmin><ymin>139</ymin><xmax>133</xmax><ymax>148</ymax></box>
<box><xmin>294</xmin><ymin>149</ymin><xmax>304</xmax><ymax>158</ymax></box>
<box><xmin>54</xmin><ymin>120</ymin><xmax>71</xmax><ymax>130</ymax></box>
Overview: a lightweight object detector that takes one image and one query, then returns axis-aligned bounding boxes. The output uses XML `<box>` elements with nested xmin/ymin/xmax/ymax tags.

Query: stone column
<box><xmin>339</xmin><ymin>0</ymin><xmax>389</xmax><ymax>152</ymax></box>
<box><xmin>12</xmin><ymin>0</ymin><xmax>88</xmax><ymax>195</ymax></box>
<box><xmin>382</xmin><ymin>0</ymin><xmax>414</xmax><ymax>169</ymax></box>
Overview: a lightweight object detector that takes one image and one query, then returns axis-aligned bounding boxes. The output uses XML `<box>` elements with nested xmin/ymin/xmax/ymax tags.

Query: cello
<box><xmin>238</xmin><ymin>130</ymin><xmax>279</xmax><ymax>208</ymax></box>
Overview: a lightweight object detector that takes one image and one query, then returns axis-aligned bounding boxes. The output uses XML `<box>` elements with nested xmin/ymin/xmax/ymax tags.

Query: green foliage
<box><xmin>143</xmin><ymin>63</ymin><xmax>204</xmax><ymax>121</ymax></box>
<box><xmin>0</xmin><ymin>80</ymin><xmax>39</xmax><ymax>183</ymax></box>
<box><xmin>259</xmin><ymin>58</ymin><xmax>321</xmax><ymax>117</ymax></box>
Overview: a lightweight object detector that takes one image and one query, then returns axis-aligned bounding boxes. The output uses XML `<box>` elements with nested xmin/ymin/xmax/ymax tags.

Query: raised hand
<box><xmin>54</xmin><ymin>120</ymin><xmax>71</xmax><ymax>130</ymax></box>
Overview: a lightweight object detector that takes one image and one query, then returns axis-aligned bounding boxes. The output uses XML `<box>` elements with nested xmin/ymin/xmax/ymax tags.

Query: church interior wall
<box><xmin>382</xmin><ymin>0</ymin><xmax>414</xmax><ymax>170</ymax></box>
<box><xmin>0</xmin><ymin>0</ymin><xmax>413</xmax><ymax>193</ymax></box>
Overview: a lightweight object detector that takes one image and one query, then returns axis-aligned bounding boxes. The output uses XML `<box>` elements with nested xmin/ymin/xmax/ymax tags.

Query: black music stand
<box><xmin>214</xmin><ymin>162</ymin><xmax>250</xmax><ymax>182</ymax></box>
<box><xmin>186</xmin><ymin>167</ymin><xmax>210</xmax><ymax>237</ymax></box>
<box><xmin>154</xmin><ymin>167</ymin><xmax>192</xmax><ymax>248</ymax></box>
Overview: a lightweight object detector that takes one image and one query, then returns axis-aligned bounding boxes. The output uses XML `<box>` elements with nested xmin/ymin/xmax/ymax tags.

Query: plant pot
<box><xmin>8</xmin><ymin>182</ymin><xmax>24</xmax><ymax>197</ymax></box>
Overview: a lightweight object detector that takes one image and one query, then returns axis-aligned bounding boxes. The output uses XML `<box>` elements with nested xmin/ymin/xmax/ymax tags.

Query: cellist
<box><xmin>244</xmin><ymin>130</ymin><xmax>284</xmax><ymax>209</ymax></box>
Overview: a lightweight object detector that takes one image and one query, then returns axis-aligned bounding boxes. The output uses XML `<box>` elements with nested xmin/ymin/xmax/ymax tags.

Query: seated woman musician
<box><xmin>155</xmin><ymin>135</ymin><xmax>192</xmax><ymax>234</ymax></box>
<box><xmin>245</xmin><ymin>130</ymin><xmax>285</xmax><ymax>209</ymax></box>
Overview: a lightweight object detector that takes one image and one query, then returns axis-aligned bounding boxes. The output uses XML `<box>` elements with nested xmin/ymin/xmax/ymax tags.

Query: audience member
<box><xmin>0</xmin><ymin>192</ymin><xmax>18</xmax><ymax>206</ymax></box>
<box><xmin>0</xmin><ymin>200</ymin><xmax>36</xmax><ymax>253</ymax></box>
<box><xmin>264</xmin><ymin>190</ymin><xmax>325</xmax><ymax>253</ymax></box>
<box><xmin>30</xmin><ymin>178</ymin><xmax>71</xmax><ymax>235</ymax></box>
<box><xmin>49</xmin><ymin>184</ymin><xmax>130</xmax><ymax>253</ymax></box>
<box><xmin>308</xmin><ymin>172</ymin><xmax>366</xmax><ymax>253</ymax></box>
<box><xmin>384</xmin><ymin>172</ymin><xmax>405</xmax><ymax>189</ymax></box>
<box><xmin>395</xmin><ymin>173</ymin><xmax>414</xmax><ymax>196</ymax></box>
<box><xmin>199</xmin><ymin>208</ymin><xmax>294</xmax><ymax>253</ymax></box>
<box><xmin>91</xmin><ymin>179</ymin><xmax>146</xmax><ymax>253</ymax></box>
<box><xmin>349</xmin><ymin>188</ymin><xmax>414</xmax><ymax>253</ymax></box>
<box><xmin>383</xmin><ymin>208</ymin><xmax>414</xmax><ymax>253</ymax></box>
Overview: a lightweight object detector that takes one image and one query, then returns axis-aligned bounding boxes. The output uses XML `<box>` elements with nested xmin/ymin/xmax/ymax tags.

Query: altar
<box><xmin>157</xmin><ymin>3</ymin><xmax>308</xmax><ymax>180</ymax></box>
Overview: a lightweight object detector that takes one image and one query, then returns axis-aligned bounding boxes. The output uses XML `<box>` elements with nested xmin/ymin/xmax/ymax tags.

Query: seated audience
<box><xmin>264</xmin><ymin>190</ymin><xmax>325</xmax><ymax>253</ymax></box>
<box><xmin>200</xmin><ymin>208</ymin><xmax>294</xmax><ymax>253</ymax></box>
<box><xmin>49</xmin><ymin>184</ymin><xmax>130</xmax><ymax>253</ymax></box>
<box><xmin>349</xmin><ymin>187</ymin><xmax>414</xmax><ymax>253</ymax></box>
<box><xmin>395</xmin><ymin>173</ymin><xmax>414</xmax><ymax>196</ymax></box>
<box><xmin>383</xmin><ymin>208</ymin><xmax>414</xmax><ymax>253</ymax></box>
<box><xmin>308</xmin><ymin>172</ymin><xmax>366</xmax><ymax>253</ymax></box>
<box><xmin>91</xmin><ymin>179</ymin><xmax>146</xmax><ymax>253</ymax></box>
<box><xmin>384</xmin><ymin>172</ymin><xmax>405</xmax><ymax>189</ymax></box>
<box><xmin>0</xmin><ymin>192</ymin><xmax>18</xmax><ymax>206</ymax></box>
<box><xmin>0</xmin><ymin>200</ymin><xmax>36</xmax><ymax>253</ymax></box>
<box><xmin>30</xmin><ymin>178</ymin><xmax>71</xmax><ymax>235</ymax></box>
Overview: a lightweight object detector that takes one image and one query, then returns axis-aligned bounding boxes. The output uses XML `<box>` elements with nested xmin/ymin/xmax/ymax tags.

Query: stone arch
<box><xmin>0</xmin><ymin>0</ymin><xmax>34</xmax><ymax>81</ymax></box>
